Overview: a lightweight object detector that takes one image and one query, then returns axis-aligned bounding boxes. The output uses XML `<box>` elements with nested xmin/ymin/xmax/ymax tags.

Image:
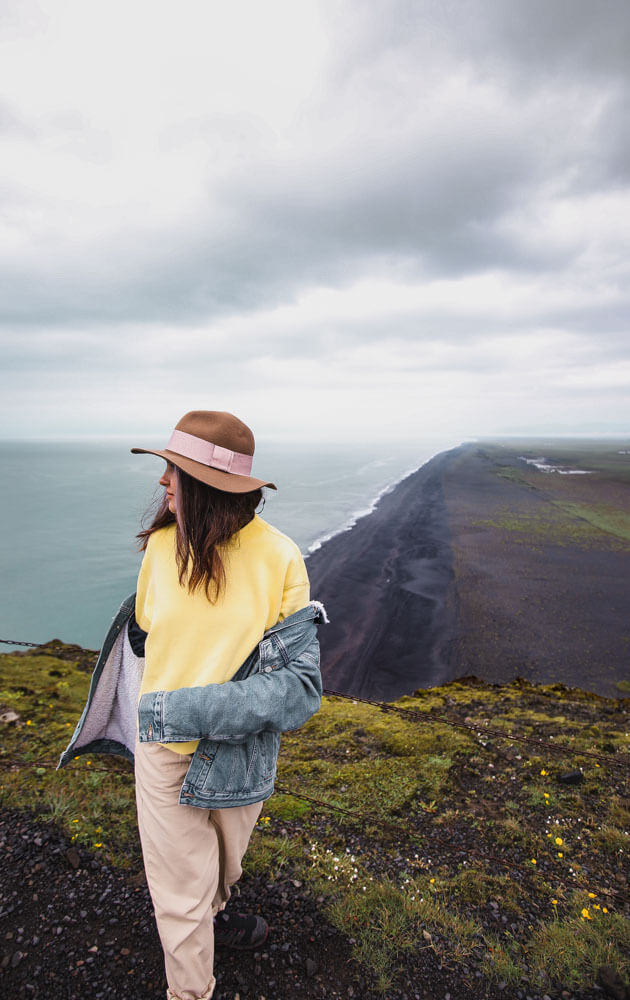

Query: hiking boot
<box><xmin>213</xmin><ymin>910</ymin><xmax>269</xmax><ymax>950</ymax></box>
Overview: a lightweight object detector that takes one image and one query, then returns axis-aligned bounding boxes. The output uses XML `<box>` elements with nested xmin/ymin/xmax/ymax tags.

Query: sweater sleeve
<box><xmin>278</xmin><ymin>547</ymin><xmax>310</xmax><ymax>621</ymax></box>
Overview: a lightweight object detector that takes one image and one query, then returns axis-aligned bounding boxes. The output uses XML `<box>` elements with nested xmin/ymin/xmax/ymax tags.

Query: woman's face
<box><xmin>159</xmin><ymin>462</ymin><xmax>177</xmax><ymax>513</ymax></box>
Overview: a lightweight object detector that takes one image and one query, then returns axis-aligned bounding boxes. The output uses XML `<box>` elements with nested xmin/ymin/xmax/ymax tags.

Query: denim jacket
<box><xmin>58</xmin><ymin>594</ymin><xmax>326</xmax><ymax>808</ymax></box>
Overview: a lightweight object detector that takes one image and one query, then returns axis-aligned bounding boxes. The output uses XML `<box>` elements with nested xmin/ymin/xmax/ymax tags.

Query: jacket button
<box><xmin>263</xmin><ymin>666</ymin><xmax>273</xmax><ymax>673</ymax></box>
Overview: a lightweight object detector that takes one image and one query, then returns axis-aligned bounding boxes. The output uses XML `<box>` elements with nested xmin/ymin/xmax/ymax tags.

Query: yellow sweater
<box><xmin>135</xmin><ymin>516</ymin><xmax>310</xmax><ymax>753</ymax></box>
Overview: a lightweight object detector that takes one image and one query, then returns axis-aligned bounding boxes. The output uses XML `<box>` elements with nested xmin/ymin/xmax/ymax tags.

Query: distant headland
<box><xmin>307</xmin><ymin>439</ymin><xmax>630</xmax><ymax>701</ymax></box>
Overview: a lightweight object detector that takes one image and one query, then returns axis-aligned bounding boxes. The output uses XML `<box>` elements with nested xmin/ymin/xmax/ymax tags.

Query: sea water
<box><xmin>0</xmin><ymin>438</ymin><xmax>449</xmax><ymax>650</ymax></box>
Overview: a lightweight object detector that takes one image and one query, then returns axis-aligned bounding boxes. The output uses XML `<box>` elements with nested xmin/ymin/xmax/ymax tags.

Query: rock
<box><xmin>557</xmin><ymin>770</ymin><xmax>584</xmax><ymax>785</ymax></box>
<box><xmin>0</xmin><ymin>710</ymin><xmax>20</xmax><ymax>724</ymax></box>
<box><xmin>66</xmin><ymin>848</ymin><xmax>81</xmax><ymax>870</ymax></box>
<box><xmin>306</xmin><ymin>958</ymin><xmax>318</xmax><ymax>977</ymax></box>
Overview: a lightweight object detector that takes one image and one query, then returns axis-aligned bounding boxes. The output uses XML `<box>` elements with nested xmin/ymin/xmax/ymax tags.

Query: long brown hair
<box><xmin>138</xmin><ymin>466</ymin><xmax>262</xmax><ymax>601</ymax></box>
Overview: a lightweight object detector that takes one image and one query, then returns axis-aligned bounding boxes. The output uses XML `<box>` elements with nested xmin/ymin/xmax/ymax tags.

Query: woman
<box><xmin>61</xmin><ymin>409</ymin><xmax>324</xmax><ymax>1000</ymax></box>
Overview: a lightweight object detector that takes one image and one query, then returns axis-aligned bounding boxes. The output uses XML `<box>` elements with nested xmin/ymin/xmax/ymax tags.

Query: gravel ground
<box><xmin>0</xmin><ymin>808</ymin><xmax>365</xmax><ymax>1000</ymax></box>
<box><xmin>1</xmin><ymin>806</ymin><xmax>623</xmax><ymax>1000</ymax></box>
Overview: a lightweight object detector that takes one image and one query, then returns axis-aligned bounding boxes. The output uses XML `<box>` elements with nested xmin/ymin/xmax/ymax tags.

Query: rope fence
<box><xmin>2</xmin><ymin>635</ymin><xmax>629</xmax><ymax>771</ymax></box>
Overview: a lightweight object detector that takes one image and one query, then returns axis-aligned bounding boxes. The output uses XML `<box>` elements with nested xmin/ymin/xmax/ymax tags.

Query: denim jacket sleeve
<box><xmin>137</xmin><ymin>605</ymin><xmax>323</xmax><ymax>745</ymax></box>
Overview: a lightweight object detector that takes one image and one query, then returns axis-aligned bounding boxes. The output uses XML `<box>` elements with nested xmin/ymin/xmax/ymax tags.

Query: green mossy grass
<box><xmin>472</xmin><ymin>505</ymin><xmax>629</xmax><ymax>551</ymax></box>
<box><xmin>0</xmin><ymin>648</ymin><xmax>139</xmax><ymax>864</ymax></box>
<box><xmin>1</xmin><ymin>644</ymin><xmax>628</xmax><ymax>995</ymax></box>
<box><xmin>479</xmin><ymin>441</ymin><xmax>630</xmax><ymax>551</ymax></box>
<box><xmin>551</xmin><ymin>501</ymin><xmax>630</xmax><ymax>543</ymax></box>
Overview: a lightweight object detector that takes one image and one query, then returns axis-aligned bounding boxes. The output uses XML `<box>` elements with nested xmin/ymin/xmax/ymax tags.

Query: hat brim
<box><xmin>131</xmin><ymin>447</ymin><xmax>277</xmax><ymax>493</ymax></box>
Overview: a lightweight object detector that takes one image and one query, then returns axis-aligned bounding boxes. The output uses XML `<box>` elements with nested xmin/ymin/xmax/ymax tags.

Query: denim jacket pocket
<box><xmin>187</xmin><ymin>731</ymin><xmax>281</xmax><ymax>800</ymax></box>
<box><xmin>224</xmin><ymin>734</ymin><xmax>277</xmax><ymax>792</ymax></box>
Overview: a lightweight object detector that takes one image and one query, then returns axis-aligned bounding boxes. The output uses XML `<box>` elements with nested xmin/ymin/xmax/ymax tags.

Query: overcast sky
<box><xmin>1</xmin><ymin>0</ymin><xmax>629</xmax><ymax>444</ymax></box>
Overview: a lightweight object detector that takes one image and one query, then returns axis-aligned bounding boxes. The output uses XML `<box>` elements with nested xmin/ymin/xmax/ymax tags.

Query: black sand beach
<box><xmin>308</xmin><ymin>440</ymin><xmax>630</xmax><ymax>701</ymax></box>
<box><xmin>307</xmin><ymin>450</ymin><xmax>457</xmax><ymax>700</ymax></box>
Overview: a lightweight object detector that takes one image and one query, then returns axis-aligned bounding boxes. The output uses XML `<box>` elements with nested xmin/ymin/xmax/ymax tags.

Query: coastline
<box><xmin>0</xmin><ymin>439</ymin><xmax>433</xmax><ymax>649</ymax></box>
<box><xmin>307</xmin><ymin>447</ymin><xmax>460</xmax><ymax>700</ymax></box>
<box><xmin>309</xmin><ymin>440</ymin><xmax>630</xmax><ymax>701</ymax></box>
<box><xmin>304</xmin><ymin>459</ymin><xmax>435</xmax><ymax>556</ymax></box>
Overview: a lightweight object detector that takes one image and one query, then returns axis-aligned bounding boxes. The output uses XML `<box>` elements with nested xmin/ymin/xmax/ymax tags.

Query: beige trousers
<box><xmin>135</xmin><ymin>738</ymin><xmax>263</xmax><ymax>1000</ymax></box>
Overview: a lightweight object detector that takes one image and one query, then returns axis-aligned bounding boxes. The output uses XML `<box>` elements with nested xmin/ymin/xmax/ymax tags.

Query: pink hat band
<box><xmin>167</xmin><ymin>429</ymin><xmax>253</xmax><ymax>476</ymax></box>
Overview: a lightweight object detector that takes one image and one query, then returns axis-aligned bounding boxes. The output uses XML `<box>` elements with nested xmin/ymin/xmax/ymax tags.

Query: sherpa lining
<box><xmin>71</xmin><ymin>623</ymin><xmax>143</xmax><ymax>758</ymax></box>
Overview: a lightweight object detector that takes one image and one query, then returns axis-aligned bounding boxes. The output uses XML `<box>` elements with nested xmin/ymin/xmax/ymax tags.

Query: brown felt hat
<box><xmin>131</xmin><ymin>410</ymin><xmax>276</xmax><ymax>493</ymax></box>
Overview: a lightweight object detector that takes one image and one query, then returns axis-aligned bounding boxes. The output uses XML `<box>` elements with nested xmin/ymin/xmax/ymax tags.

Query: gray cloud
<box><xmin>0</xmin><ymin>0</ymin><xmax>628</xmax><ymax>439</ymax></box>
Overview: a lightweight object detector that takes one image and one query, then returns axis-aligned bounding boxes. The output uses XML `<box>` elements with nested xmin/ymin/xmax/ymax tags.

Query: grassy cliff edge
<box><xmin>1</xmin><ymin>643</ymin><xmax>628</xmax><ymax>998</ymax></box>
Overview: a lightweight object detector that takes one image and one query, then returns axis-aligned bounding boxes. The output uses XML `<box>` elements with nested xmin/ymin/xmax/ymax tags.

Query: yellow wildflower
<box><xmin>555</xmin><ymin>837</ymin><xmax>563</xmax><ymax>846</ymax></box>
<box><xmin>581</xmin><ymin>908</ymin><xmax>592</xmax><ymax>920</ymax></box>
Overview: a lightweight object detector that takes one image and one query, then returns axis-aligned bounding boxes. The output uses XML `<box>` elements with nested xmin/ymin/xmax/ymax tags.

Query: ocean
<box><xmin>0</xmin><ymin>437</ymin><xmax>449</xmax><ymax>650</ymax></box>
